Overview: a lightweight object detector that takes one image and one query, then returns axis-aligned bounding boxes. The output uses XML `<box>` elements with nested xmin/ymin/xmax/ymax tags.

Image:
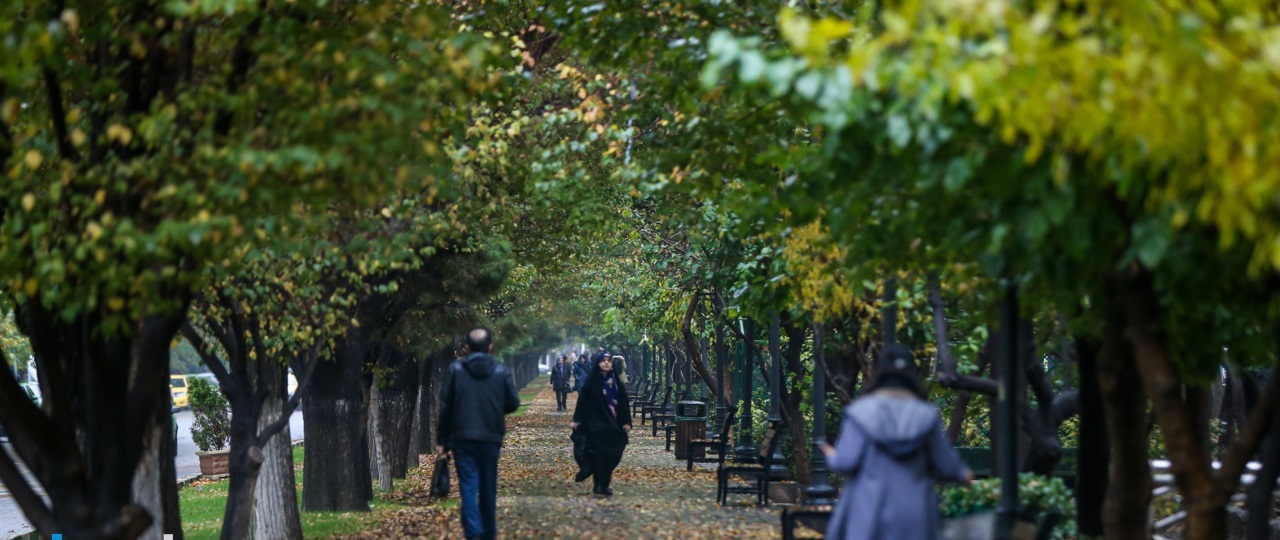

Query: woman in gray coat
<box><xmin>821</xmin><ymin>344</ymin><xmax>972</xmax><ymax>540</ymax></box>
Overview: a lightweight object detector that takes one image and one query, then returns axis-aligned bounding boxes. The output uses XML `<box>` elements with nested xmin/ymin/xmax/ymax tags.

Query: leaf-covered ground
<box><xmin>342</xmin><ymin>384</ymin><xmax>783</xmax><ymax>538</ymax></box>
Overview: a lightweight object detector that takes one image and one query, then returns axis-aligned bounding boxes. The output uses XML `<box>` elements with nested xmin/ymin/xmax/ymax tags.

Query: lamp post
<box><xmin>995</xmin><ymin>285</ymin><xmax>1021</xmax><ymax>540</ymax></box>
<box><xmin>734</xmin><ymin>318</ymin><xmax>756</xmax><ymax>461</ymax></box>
<box><xmin>767</xmin><ymin>311</ymin><xmax>786</xmax><ymax>480</ymax></box>
<box><xmin>715</xmin><ymin>322</ymin><xmax>727</xmax><ymax>427</ymax></box>
<box><xmin>804</xmin><ymin>322</ymin><xmax>836</xmax><ymax>505</ymax></box>
<box><xmin>883</xmin><ymin>278</ymin><xmax>898</xmax><ymax>345</ymax></box>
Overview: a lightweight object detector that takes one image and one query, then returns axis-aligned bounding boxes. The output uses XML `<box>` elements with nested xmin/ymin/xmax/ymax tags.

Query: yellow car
<box><xmin>170</xmin><ymin>375</ymin><xmax>190</xmax><ymax>409</ymax></box>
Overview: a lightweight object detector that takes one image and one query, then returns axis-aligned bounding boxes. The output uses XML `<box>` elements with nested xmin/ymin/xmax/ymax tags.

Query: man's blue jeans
<box><xmin>453</xmin><ymin>440</ymin><xmax>501</xmax><ymax>540</ymax></box>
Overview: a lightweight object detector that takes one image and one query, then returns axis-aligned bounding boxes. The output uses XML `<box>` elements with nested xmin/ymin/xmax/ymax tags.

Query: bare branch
<box><xmin>181</xmin><ymin>320</ymin><xmax>234</xmax><ymax>391</ymax></box>
<box><xmin>1218</xmin><ymin>344</ymin><xmax>1280</xmax><ymax>494</ymax></box>
<box><xmin>928</xmin><ymin>273</ymin><xmax>999</xmax><ymax>395</ymax></box>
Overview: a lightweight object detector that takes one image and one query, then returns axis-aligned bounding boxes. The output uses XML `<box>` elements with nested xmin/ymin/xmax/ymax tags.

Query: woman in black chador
<box><xmin>570</xmin><ymin>354</ymin><xmax>632</xmax><ymax>497</ymax></box>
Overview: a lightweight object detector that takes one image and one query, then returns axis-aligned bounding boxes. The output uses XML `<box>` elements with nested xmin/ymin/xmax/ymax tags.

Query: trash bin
<box><xmin>674</xmin><ymin>401</ymin><xmax>707</xmax><ymax>460</ymax></box>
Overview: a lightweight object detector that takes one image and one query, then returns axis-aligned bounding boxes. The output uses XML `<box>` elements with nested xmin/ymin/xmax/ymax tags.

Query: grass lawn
<box><xmin>514</xmin><ymin>376</ymin><xmax>547</xmax><ymax>415</ymax></box>
<box><xmin>179</xmin><ymin>446</ymin><xmax>411</xmax><ymax>539</ymax></box>
<box><xmin>181</xmin><ymin>377</ymin><xmax>545</xmax><ymax>538</ymax></box>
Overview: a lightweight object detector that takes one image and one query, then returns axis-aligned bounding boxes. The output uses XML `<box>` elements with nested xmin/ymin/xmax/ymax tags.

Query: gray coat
<box><xmin>825</xmin><ymin>392</ymin><xmax>969</xmax><ymax>540</ymax></box>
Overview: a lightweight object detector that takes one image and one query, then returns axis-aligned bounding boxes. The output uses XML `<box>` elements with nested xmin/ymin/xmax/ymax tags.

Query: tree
<box><xmin>0</xmin><ymin>0</ymin><xmax>489</xmax><ymax>536</ymax></box>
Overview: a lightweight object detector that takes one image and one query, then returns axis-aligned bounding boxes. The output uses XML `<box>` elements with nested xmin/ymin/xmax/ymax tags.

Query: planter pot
<box><xmin>768</xmin><ymin>481</ymin><xmax>802</xmax><ymax>505</ymax></box>
<box><xmin>940</xmin><ymin>512</ymin><xmax>1038</xmax><ymax>540</ymax></box>
<box><xmin>196</xmin><ymin>449</ymin><xmax>230</xmax><ymax>478</ymax></box>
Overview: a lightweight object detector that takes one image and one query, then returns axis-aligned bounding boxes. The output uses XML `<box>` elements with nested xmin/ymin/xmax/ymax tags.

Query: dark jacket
<box><xmin>550</xmin><ymin>363</ymin><xmax>572</xmax><ymax>391</ymax></box>
<box><xmin>571</xmin><ymin>360</ymin><xmax>591</xmax><ymax>392</ymax></box>
<box><xmin>572</xmin><ymin>371</ymin><xmax>632</xmax><ymax>456</ymax></box>
<box><xmin>437</xmin><ymin>352</ymin><xmax>521</xmax><ymax>446</ymax></box>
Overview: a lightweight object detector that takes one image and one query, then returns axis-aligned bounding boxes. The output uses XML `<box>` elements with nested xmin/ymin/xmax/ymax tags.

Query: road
<box><xmin>0</xmin><ymin>409</ymin><xmax>304</xmax><ymax>539</ymax></box>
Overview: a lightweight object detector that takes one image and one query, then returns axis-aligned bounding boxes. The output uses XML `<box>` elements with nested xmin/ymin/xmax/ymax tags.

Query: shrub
<box><xmin>938</xmin><ymin>473</ymin><xmax>1077</xmax><ymax>540</ymax></box>
<box><xmin>189</xmin><ymin>377</ymin><xmax>230</xmax><ymax>452</ymax></box>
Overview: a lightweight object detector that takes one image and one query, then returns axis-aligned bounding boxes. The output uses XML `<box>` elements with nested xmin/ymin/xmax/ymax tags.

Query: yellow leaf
<box><xmin>23</xmin><ymin>278</ymin><xmax>37</xmax><ymax>297</ymax></box>
<box><xmin>70</xmin><ymin>129</ymin><xmax>86</xmax><ymax>147</ymax></box>
<box><xmin>21</xmin><ymin>193</ymin><xmax>34</xmax><ymax>212</ymax></box>
<box><xmin>107</xmin><ymin>297</ymin><xmax>125</xmax><ymax>311</ymax></box>
<box><xmin>107</xmin><ymin>124</ymin><xmax>133</xmax><ymax>145</ymax></box>
<box><xmin>23</xmin><ymin>150</ymin><xmax>42</xmax><ymax>170</ymax></box>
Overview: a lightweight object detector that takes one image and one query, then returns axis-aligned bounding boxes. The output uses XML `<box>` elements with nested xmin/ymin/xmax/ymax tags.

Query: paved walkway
<box><xmin>347</xmin><ymin>383</ymin><xmax>781</xmax><ymax>538</ymax></box>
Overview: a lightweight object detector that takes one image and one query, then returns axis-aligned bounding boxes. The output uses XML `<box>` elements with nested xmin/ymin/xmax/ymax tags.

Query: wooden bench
<box><xmin>640</xmin><ymin>387</ymin><xmax>672</xmax><ymax>426</ymax></box>
<box><xmin>687</xmin><ymin>406</ymin><xmax>736</xmax><ymax>471</ymax></box>
<box><xmin>718</xmin><ymin>421</ymin><xmax>782</xmax><ymax>506</ymax></box>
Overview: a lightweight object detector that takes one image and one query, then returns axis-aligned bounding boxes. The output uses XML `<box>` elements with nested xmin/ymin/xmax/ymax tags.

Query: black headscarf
<box><xmin>866</xmin><ymin>343</ymin><xmax>926</xmax><ymax>398</ymax></box>
<box><xmin>581</xmin><ymin>354</ymin><xmax>625</xmax><ymax>417</ymax></box>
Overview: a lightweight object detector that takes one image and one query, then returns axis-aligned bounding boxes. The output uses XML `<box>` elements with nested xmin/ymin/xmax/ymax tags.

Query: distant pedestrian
<box><xmin>610</xmin><ymin>354</ymin><xmax>629</xmax><ymax>385</ymax></box>
<box><xmin>550</xmin><ymin>355</ymin><xmax>572</xmax><ymax>411</ymax></box>
<box><xmin>820</xmin><ymin>344</ymin><xmax>972</xmax><ymax>540</ymax></box>
<box><xmin>572</xmin><ymin>353</ymin><xmax>591</xmax><ymax>392</ymax></box>
<box><xmin>436</xmin><ymin>328</ymin><xmax>521</xmax><ymax>540</ymax></box>
<box><xmin>571</xmin><ymin>354</ymin><xmax>632</xmax><ymax>497</ymax></box>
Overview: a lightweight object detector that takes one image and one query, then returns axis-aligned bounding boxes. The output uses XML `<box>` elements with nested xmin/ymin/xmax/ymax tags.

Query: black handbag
<box><xmin>430</xmin><ymin>453</ymin><xmax>452</xmax><ymax>498</ymax></box>
<box><xmin>571</xmin><ymin>429</ymin><xmax>590</xmax><ymax>480</ymax></box>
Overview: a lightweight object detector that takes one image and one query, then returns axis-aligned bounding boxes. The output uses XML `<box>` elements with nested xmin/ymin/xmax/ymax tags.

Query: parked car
<box><xmin>18</xmin><ymin>382</ymin><xmax>40</xmax><ymax>408</ymax></box>
<box><xmin>170</xmin><ymin>374</ymin><xmax>190</xmax><ymax>409</ymax></box>
<box><xmin>189</xmin><ymin>372</ymin><xmax>219</xmax><ymax>390</ymax></box>
<box><xmin>287</xmin><ymin>369</ymin><xmax>298</xmax><ymax>398</ymax></box>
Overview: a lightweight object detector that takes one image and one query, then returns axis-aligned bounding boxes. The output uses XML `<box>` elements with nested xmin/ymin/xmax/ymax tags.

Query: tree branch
<box><xmin>181</xmin><ymin>320</ymin><xmax>234</xmax><ymax>390</ymax></box>
<box><xmin>0</xmin><ymin>444</ymin><xmax>55</xmax><ymax>533</ymax></box>
<box><xmin>1218</xmin><ymin>340</ymin><xmax>1280</xmax><ymax>494</ymax></box>
<box><xmin>928</xmin><ymin>273</ymin><xmax>999</xmax><ymax>395</ymax></box>
<box><xmin>681</xmin><ymin>293</ymin><xmax>722</xmax><ymax>400</ymax></box>
<box><xmin>42</xmin><ymin>67</ymin><xmax>80</xmax><ymax>162</ymax></box>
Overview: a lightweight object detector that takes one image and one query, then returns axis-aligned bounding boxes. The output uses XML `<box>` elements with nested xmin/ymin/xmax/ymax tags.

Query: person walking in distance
<box><xmin>550</xmin><ymin>355</ymin><xmax>572</xmax><ymax>411</ymax></box>
<box><xmin>572</xmin><ymin>353</ymin><xmax>591</xmax><ymax>393</ymax></box>
<box><xmin>571</xmin><ymin>354</ymin><xmax>632</xmax><ymax>497</ymax></box>
<box><xmin>436</xmin><ymin>328</ymin><xmax>521</xmax><ymax>540</ymax></box>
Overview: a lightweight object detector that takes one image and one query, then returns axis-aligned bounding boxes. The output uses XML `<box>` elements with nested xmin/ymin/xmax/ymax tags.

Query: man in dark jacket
<box><xmin>572</xmin><ymin>353</ymin><xmax>591</xmax><ymax>392</ymax></box>
<box><xmin>436</xmin><ymin>328</ymin><xmax>520</xmax><ymax>540</ymax></box>
<box><xmin>550</xmin><ymin>355</ymin><xmax>572</xmax><ymax>411</ymax></box>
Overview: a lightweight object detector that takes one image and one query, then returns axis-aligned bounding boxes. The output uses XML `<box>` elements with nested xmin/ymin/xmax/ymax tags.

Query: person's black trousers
<box><xmin>589</xmin><ymin>451</ymin><xmax>623</xmax><ymax>490</ymax></box>
<box><xmin>555</xmin><ymin>389</ymin><xmax>568</xmax><ymax>410</ymax></box>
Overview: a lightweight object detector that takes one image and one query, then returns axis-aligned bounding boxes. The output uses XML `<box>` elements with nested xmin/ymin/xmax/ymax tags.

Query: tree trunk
<box><xmin>368</xmin><ymin>376</ymin><xmax>388</xmax><ymax>491</ymax></box>
<box><xmin>220</xmin><ymin>401</ymin><xmax>265</xmax><ymax>540</ymax></box>
<box><xmin>1074</xmin><ymin>336</ymin><xmax>1108</xmax><ymax>538</ymax></box>
<box><xmin>130</xmin><ymin>408</ymin><xmax>180</xmax><ymax>540</ymax></box>
<box><xmin>302</xmin><ymin>337</ymin><xmax>371</xmax><ymax>512</ymax></box>
<box><xmin>1098</xmin><ymin>276</ymin><xmax>1153</xmax><ymax>539</ymax></box>
<box><xmin>1118</xmin><ymin>269</ymin><xmax>1223</xmax><ymax>539</ymax></box>
<box><xmin>0</xmin><ymin>307</ymin><xmax>184</xmax><ymax>539</ymax></box>
<box><xmin>377</xmin><ymin>349</ymin><xmax>417</xmax><ymax>481</ymax></box>
<box><xmin>1247</xmin><ymin>378</ymin><xmax>1280</xmax><ymax>540</ymax></box>
<box><xmin>252</xmin><ymin>389</ymin><xmax>301</xmax><ymax>540</ymax></box>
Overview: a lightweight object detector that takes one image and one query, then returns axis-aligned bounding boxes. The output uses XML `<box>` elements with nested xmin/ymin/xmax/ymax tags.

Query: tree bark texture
<box><xmin>1098</xmin><ymin>277</ymin><xmax>1153</xmax><ymax>539</ymax></box>
<box><xmin>252</xmin><ymin>392</ymin><xmax>302</xmax><ymax>540</ymax></box>
<box><xmin>0</xmin><ymin>306</ymin><xmax>184</xmax><ymax>539</ymax></box>
<box><xmin>130</xmin><ymin>409</ymin><xmax>181</xmax><ymax>540</ymax></box>
<box><xmin>779</xmin><ymin>316</ymin><xmax>810</xmax><ymax>485</ymax></box>
<box><xmin>374</xmin><ymin>347</ymin><xmax>418</xmax><ymax>482</ymax></box>
<box><xmin>303</xmin><ymin>335</ymin><xmax>371</xmax><ymax>512</ymax></box>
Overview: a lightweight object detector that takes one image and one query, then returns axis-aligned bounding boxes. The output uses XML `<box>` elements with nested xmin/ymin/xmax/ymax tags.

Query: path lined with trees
<box><xmin>343</xmin><ymin>382</ymin><xmax>780</xmax><ymax>539</ymax></box>
<box><xmin>1</xmin><ymin>0</ymin><xmax>1279</xmax><ymax>539</ymax></box>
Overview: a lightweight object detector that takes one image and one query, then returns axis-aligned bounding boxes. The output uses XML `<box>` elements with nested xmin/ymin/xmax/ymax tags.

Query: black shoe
<box><xmin>575</xmin><ymin>469</ymin><xmax>591</xmax><ymax>482</ymax></box>
<box><xmin>592</xmin><ymin>485</ymin><xmax>605</xmax><ymax>497</ymax></box>
<box><xmin>604</xmin><ymin>487</ymin><xmax>613</xmax><ymax>497</ymax></box>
